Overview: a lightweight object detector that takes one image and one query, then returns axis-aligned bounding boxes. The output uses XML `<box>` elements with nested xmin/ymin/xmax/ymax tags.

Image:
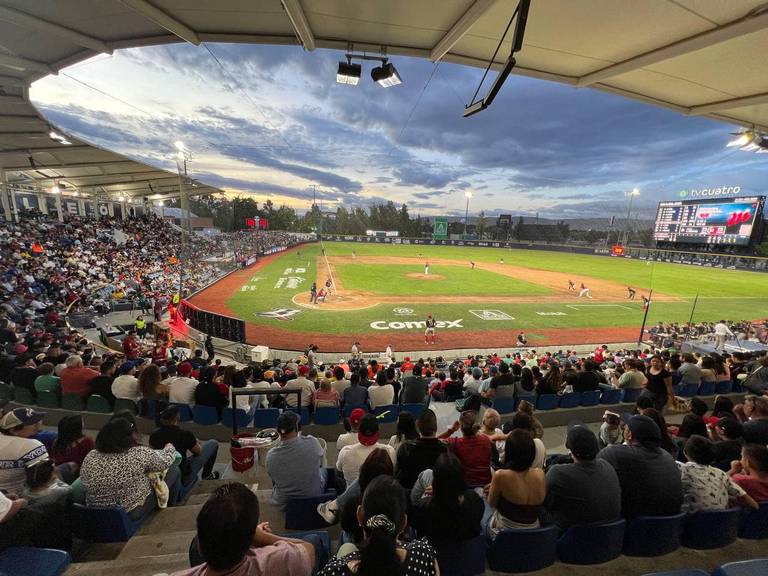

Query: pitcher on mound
<box><xmin>425</xmin><ymin>314</ymin><xmax>437</xmax><ymax>344</ymax></box>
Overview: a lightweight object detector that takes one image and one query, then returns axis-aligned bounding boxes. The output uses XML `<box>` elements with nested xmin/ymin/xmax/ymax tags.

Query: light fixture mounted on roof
<box><xmin>337</xmin><ymin>47</ymin><xmax>402</xmax><ymax>88</ymax></box>
<box><xmin>464</xmin><ymin>0</ymin><xmax>531</xmax><ymax>118</ymax></box>
<box><xmin>727</xmin><ymin>130</ymin><xmax>768</xmax><ymax>153</ymax></box>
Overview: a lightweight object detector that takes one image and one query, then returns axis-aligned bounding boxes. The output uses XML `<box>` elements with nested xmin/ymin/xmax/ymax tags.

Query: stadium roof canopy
<box><xmin>2</xmin><ymin>0</ymin><xmax>768</xmax><ymax>201</ymax></box>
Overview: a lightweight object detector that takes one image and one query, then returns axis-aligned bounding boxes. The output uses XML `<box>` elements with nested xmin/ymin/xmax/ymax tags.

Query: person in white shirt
<box><xmin>284</xmin><ymin>365</ymin><xmax>316</xmax><ymax>408</ymax></box>
<box><xmin>368</xmin><ymin>371</ymin><xmax>395</xmax><ymax>409</ymax></box>
<box><xmin>0</xmin><ymin>409</ymin><xmax>50</xmax><ymax>497</ymax></box>
<box><xmin>714</xmin><ymin>320</ymin><xmax>734</xmax><ymax>350</ymax></box>
<box><xmin>331</xmin><ymin>366</ymin><xmax>350</xmax><ymax>397</ymax></box>
<box><xmin>336</xmin><ymin>408</ymin><xmax>366</xmax><ymax>451</ymax></box>
<box><xmin>336</xmin><ymin>414</ymin><xmax>396</xmax><ymax>483</ymax></box>
<box><xmin>385</xmin><ymin>344</ymin><xmax>393</xmax><ymax>361</ymax></box>
<box><xmin>166</xmin><ymin>362</ymin><xmax>198</xmax><ymax>405</ymax></box>
<box><xmin>111</xmin><ymin>361</ymin><xmax>143</xmax><ymax>400</ymax></box>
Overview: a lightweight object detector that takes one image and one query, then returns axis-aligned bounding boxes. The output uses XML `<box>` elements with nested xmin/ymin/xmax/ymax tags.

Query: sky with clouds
<box><xmin>29</xmin><ymin>42</ymin><xmax>767</xmax><ymax>220</ymax></box>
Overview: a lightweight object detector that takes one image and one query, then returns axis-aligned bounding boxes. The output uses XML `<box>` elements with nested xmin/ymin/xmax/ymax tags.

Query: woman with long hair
<box><xmin>138</xmin><ymin>363</ymin><xmax>168</xmax><ymax>400</ymax></box>
<box><xmin>388</xmin><ymin>412</ymin><xmax>418</xmax><ymax>453</ymax></box>
<box><xmin>515</xmin><ymin>367</ymin><xmax>536</xmax><ymax>396</ymax></box>
<box><xmin>640</xmin><ymin>407</ymin><xmax>680</xmax><ymax>457</ymax></box>
<box><xmin>319</xmin><ymin>475</ymin><xmax>439</xmax><ymax>576</ymax></box>
<box><xmin>410</xmin><ymin>453</ymin><xmax>484</xmax><ymax>541</ymax></box>
<box><xmin>538</xmin><ymin>364</ymin><xmax>562</xmax><ymax>395</ymax></box>
<box><xmin>50</xmin><ymin>414</ymin><xmax>94</xmax><ymax>470</ymax></box>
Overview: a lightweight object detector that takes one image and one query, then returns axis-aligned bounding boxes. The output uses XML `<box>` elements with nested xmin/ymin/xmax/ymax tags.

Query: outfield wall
<box><xmin>321</xmin><ymin>234</ymin><xmax>768</xmax><ymax>272</ymax></box>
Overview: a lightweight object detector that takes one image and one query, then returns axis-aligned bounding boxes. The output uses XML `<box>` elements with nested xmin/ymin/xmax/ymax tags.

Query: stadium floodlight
<box><xmin>631</xmin><ymin>187</ymin><xmax>640</xmax><ymax>196</ymax></box>
<box><xmin>118</xmin><ymin>196</ymin><xmax>125</xmax><ymax>202</ymax></box>
<box><xmin>48</xmin><ymin>129</ymin><xmax>72</xmax><ymax>145</ymax></box>
<box><xmin>371</xmin><ymin>61</ymin><xmax>402</xmax><ymax>87</ymax></box>
<box><xmin>465</xmin><ymin>191</ymin><xmax>473</xmax><ymax>199</ymax></box>
<box><xmin>727</xmin><ymin>130</ymin><xmax>768</xmax><ymax>153</ymax></box>
<box><xmin>174</xmin><ymin>140</ymin><xmax>185</xmax><ymax>151</ymax></box>
<box><xmin>50</xmin><ymin>184</ymin><xmax>60</xmax><ymax>194</ymax></box>
<box><xmin>337</xmin><ymin>60</ymin><xmax>361</xmax><ymax>85</ymax></box>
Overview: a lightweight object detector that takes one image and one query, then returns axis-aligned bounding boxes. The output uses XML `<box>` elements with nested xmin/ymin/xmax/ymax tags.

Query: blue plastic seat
<box><xmin>285</xmin><ymin>491</ymin><xmax>337</xmax><ymax>530</ymax></box>
<box><xmin>61</xmin><ymin>392</ymin><xmax>84</xmax><ymax>411</ymax></box>
<box><xmin>682</xmin><ymin>508</ymin><xmax>740</xmax><ymax>549</ymax></box>
<box><xmin>72</xmin><ymin>503</ymin><xmax>142</xmax><ymax>542</ymax></box>
<box><xmin>536</xmin><ymin>394</ymin><xmax>559</xmax><ymax>411</ymax></box>
<box><xmin>373</xmin><ymin>404</ymin><xmax>399</xmax><ymax>423</ymax></box>
<box><xmin>432</xmin><ymin>534</ymin><xmax>487</xmax><ymax>576</ymax></box>
<box><xmin>715</xmin><ymin>380</ymin><xmax>733</xmax><ymax>394</ymax></box>
<box><xmin>113</xmin><ymin>397</ymin><xmax>139</xmax><ymax>415</ymax></box>
<box><xmin>623</xmin><ymin>512</ymin><xmax>686</xmax><ymax>557</ymax></box>
<box><xmin>222</xmin><ymin>407</ymin><xmax>252</xmax><ymax>428</ymax></box>
<box><xmin>698</xmin><ymin>381</ymin><xmax>716</xmax><ymax>396</ymax></box>
<box><xmin>679</xmin><ymin>383</ymin><xmax>699</xmax><ymax>398</ymax></box>
<box><xmin>600</xmin><ymin>389</ymin><xmax>622</xmax><ymax>405</ymax></box>
<box><xmin>487</xmin><ymin>526</ymin><xmax>558</xmax><ymax>573</ymax></box>
<box><xmin>314</xmin><ymin>406</ymin><xmax>341</xmax><ymax>425</ymax></box>
<box><xmin>253</xmin><ymin>408</ymin><xmax>280</xmax><ymax>428</ymax></box>
<box><xmin>192</xmin><ymin>405</ymin><xmax>220</xmax><ymax>425</ymax></box>
<box><xmin>712</xmin><ymin>559</ymin><xmax>768</xmax><ymax>576</ymax></box>
<box><xmin>580</xmin><ymin>390</ymin><xmax>601</xmax><ymax>407</ymax></box>
<box><xmin>621</xmin><ymin>388</ymin><xmax>642</xmax><ymax>403</ymax></box>
<box><xmin>343</xmin><ymin>403</ymin><xmax>368</xmax><ymax>417</ymax></box>
<box><xmin>288</xmin><ymin>406</ymin><xmax>310</xmax><ymax>425</ymax></box>
<box><xmin>86</xmin><ymin>394</ymin><xmax>113</xmax><ymax>413</ymax></box>
<box><xmin>12</xmin><ymin>386</ymin><xmax>34</xmax><ymax>404</ymax></box>
<box><xmin>0</xmin><ymin>547</ymin><xmax>71</xmax><ymax>576</ymax></box>
<box><xmin>738</xmin><ymin>501</ymin><xmax>768</xmax><ymax>539</ymax></box>
<box><xmin>170</xmin><ymin>402</ymin><xmax>194</xmax><ymax>422</ymax></box>
<box><xmin>36</xmin><ymin>390</ymin><xmax>60</xmax><ymax>408</ymax></box>
<box><xmin>557</xmin><ymin>519</ymin><xmax>626</xmax><ymax>564</ymax></box>
<box><xmin>140</xmin><ymin>398</ymin><xmax>165</xmax><ymax>419</ymax></box>
<box><xmin>559</xmin><ymin>392</ymin><xmax>580</xmax><ymax>409</ymax></box>
<box><xmin>401</xmin><ymin>402</ymin><xmax>427</xmax><ymax>418</ymax></box>
<box><xmin>492</xmin><ymin>396</ymin><xmax>516</xmax><ymax>415</ymax></box>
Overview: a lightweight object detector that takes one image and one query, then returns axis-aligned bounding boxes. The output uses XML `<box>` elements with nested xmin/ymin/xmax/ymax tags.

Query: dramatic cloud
<box><xmin>29</xmin><ymin>43</ymin><xmax>768</xmax><ymax>219</ymax></box>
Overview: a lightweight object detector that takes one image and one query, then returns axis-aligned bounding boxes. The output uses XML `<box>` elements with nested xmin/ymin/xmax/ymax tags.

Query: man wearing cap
<box><xmin>111</xmin><ymin>360</ymin><xmax>142</xmax><ymax>401</ymax></box>
<box><xmin>598</xmin><ymin>414</ymin><xmax>682</xmax><ymax>519</ymax></box>
<box><xmin>544</xmin><ymin>425</ymin><xmax>621</xmax><ymax>530</ymax></box>
<box><xmin>167</xmin><ymin>362</ymin><xmax>199</xmax><ymax>405</ymax></box>
<box><xmin>284</xmin><ymin>365</ymin><xmax>316</xmax><ymax>409</ymax></box>
<box><xmin>337</xmin><ymin>408</ymin><xmax>366</xmax><ymax>451</ymax></box>
<box><xmin>336</xmin><ymin>414</ymin><xmax>396</xmax><ymax>484</ymax></box>
<box><xmin>266</xmin><ymin>411</ymin><xmax>326</xmax><ymax>508</ymax></box>
<box><xmin>150</xmin><ymin>406</ymin><xmax>220</xmax><ymax>485</ymax></box>
<box><xmin>60</xmin><ymin>354</ymin><xmax>100</xmax><ymax>398</ymax></box>
<box><xmin>0</xmin><ymin>408</ymin><xmax>50</xmax><ymax>496</ymax></box>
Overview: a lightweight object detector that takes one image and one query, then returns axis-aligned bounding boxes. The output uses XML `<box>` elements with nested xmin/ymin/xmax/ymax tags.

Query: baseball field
<box><xmin>188</xmin><ymin>241</ymin><xmax>768</xmax><ymax>352</ymax></box>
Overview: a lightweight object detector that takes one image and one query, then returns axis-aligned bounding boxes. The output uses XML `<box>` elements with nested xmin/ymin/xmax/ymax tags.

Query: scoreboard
<box><xmin>653</xmin><ymin>196</ymin><xmax>764</xmax><ymax>246</ymax></box>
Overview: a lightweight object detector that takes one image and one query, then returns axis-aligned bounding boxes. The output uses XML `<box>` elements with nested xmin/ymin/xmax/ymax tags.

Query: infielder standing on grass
<box><xmin>425</xmin><ymin>314</ymin><xmax>436</xmax><ymax>344</ymax></box>
<box><xmin>424</xmin><ymin>261</ymin><xmax>430</xmax><ymax>275</ymax></box>
<box><xmin>578</xmin><ymin>282</ymin><xmax>593</xmax><ymax>298</ymax></box>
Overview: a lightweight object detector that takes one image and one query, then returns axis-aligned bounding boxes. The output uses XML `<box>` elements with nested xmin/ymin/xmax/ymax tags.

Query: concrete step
<box><xmin>136</xmin><ymin>505</ymin><xmax>202</xmax><ymax>536</ymax></box>
<box><xmin>118</xmin><ymin>530</ymin><xmax>197</xmax><ymax>560</ymax></box>
<box><xmin>65</xmin><ymin>553</ymin><xmax>189</xmax><ymax>576</ymax></box>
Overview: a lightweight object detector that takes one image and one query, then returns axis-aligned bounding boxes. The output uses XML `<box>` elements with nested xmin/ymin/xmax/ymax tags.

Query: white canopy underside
<box><xmin>1</xmin><ymin>0</ymin><xmax>767</xmax><ymax>199</ymax></box>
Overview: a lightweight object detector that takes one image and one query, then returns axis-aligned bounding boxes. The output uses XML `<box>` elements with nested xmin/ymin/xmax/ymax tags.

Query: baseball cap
<box><xmin>349</xmin><ymin>408</ymin><xmax>366</xmax><ymax>428</ymax></box>
<box><xmin>298</xmin><ymin>365</ymin><xmax>309</xmax><ymax>376</ymax></box>
<box><xmin>1</xmin><ymin>407</ymin><xmax>46</xmax><ymax>430</ymax></box>
<box><xmin>178</xmin><ymin>362</ymin><xmax>193</xmax><ymax>376</ymax></box>
<box><xmin>716</xmin><ymin>418</ymin><xmax>743</xmax><ymax>439</ymax></box>
<box><xmin>621</xmin><ymin>413</ymin><xmax>661</xmax><ymax>443</ymax></box>
<box><xmin>566</xmin><ymin>424</ymin><xmax>599</xmax><ymax>460</ymax></box>
<box><xmin>13</xmin><ymin>343</ymin><xmax>28</xmax><ymax>355</ymax></box>
<box><xmin>358</xmin><ymin>414</ymin><xmax>380</xmax><ymax>446</ymax></box>
<box><xmin>276</xmin><ymin>411</ymin><xmax>299</xmax><ymax>434</ymax></box>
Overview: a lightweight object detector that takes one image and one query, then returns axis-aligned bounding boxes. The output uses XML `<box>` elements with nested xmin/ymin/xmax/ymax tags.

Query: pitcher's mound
<box><xmin>406</xmin><ymin>272</ymin><xmax>446</xmax><ymax>281</ymax></box>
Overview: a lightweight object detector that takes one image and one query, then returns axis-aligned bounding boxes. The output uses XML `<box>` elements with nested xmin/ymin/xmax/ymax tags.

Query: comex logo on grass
<box><xmin>370</xmin><ymin>319</ymin><xmax>463</xmax><ymax>330</ymax></box>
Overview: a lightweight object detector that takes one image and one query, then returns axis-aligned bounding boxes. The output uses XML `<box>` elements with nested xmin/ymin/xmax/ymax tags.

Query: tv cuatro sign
<box><xmin>678</xmin><ymin>186</ymin><xmax>741</xmax><ymax>198</ymax></box>
<box><xmin>370</xmin><ymin>319</ymin><xmax>464</xmax><ymax>330</ymax></box>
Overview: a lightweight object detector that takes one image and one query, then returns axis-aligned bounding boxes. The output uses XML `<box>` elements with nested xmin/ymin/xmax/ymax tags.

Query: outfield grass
<box><xmin>334</xmin><ymin>263</ymin><xmax>551</xmax><ymax>296</ymax></box>
<box><xmin>223</xmin><ymin>242</ymin><xmax>768</xmax><ymax>335</ymax></box>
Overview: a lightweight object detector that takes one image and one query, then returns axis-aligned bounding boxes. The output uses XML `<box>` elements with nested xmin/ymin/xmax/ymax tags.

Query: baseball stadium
<box><xmin>2</xmin><ymin>2</ymin><xmax>768</xmax><ymax>576</ymax></box>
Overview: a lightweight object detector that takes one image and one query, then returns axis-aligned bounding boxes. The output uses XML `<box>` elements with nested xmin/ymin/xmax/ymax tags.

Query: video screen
<box><xmin>653</xmin><ymin>196</ymin><xmax>764</xmax><ymax>246</ymax></box>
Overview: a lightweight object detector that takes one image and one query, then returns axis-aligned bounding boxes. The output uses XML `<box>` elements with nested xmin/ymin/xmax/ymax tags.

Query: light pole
<box><xmin>464</xmin><ymin>191</ymin><xmax>473</xmax><ymax>238</ymax></box>
<box><xmin>624</xmin><ymin>188</ymin><xmax>640</xmax><ymax>245</ymax></box>
<box><xmin>173</xmin><ymin>141</ymin><xmax>192</xmax><ymax>299</ymax></box>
